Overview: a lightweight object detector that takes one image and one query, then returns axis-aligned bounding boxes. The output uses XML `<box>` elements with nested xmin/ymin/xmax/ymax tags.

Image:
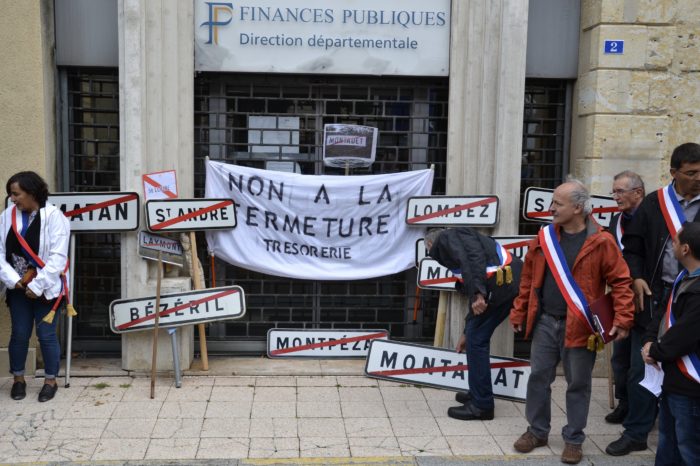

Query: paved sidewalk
<box><xmin>0</xmin><ymin>369</ymin><xmax>656</xmax><ymax>464</ymax></box>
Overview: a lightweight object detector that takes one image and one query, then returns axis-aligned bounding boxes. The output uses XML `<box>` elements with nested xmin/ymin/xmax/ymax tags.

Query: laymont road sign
<box><xmin>145</xmin><ymin>199</ymin><xmax>237</xmax><ymax>232</ymax></box>
<box><xmin>138</xmin><ymin>231</ymin><xmax>184</xmax><ymax>267</ymax></box>
<box><xmin>267</xmin><ymin>329</ymin><xmax>389</xmax><ymax>358</ymax></box>
<box><xmin>33</xmin><ymin>192</ymin><xmax>140</xmax><ymax>232</ymax></box>
<box><xmin>406</xmin><ymin>196</ymin><xmax>499</xmax><ymax>226</ymax></box>
<box><xmin>523</xmin><ymin>187</ymin><xmax>618</xmax><ymax>228</ymax></box>
<box><xmin>365</xmin><ymin>339</ymin><xmax>530</xmax><ymax>401</ymax></box>
<box><xmin>109</xmin><ymin>286</ymin><xmax>245</xmax><ymax>333</ymax></box>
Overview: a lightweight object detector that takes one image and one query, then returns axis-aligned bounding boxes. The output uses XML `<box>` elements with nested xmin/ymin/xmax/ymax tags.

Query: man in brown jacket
<box><xmin>509</xmin><ymin>179</ymin><xmax>635</xmax><ymax>464</ymax></box>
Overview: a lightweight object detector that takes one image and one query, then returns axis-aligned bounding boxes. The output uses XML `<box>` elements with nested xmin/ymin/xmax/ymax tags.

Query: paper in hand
<box><xmin>639</xmin><ymin>363</ymin><xmax>664</xmax><ymax>397</ymax></box>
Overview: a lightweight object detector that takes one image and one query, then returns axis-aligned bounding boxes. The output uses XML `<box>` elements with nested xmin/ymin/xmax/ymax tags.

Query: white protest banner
<box><xmin>267</xmin><ymin>329</ymin><xmax>389</xmax><ymax>358</ymax></box>
<box><xmin>406</xmin><ymin>196</ymin><xmax>499</xmax><ymax>226</ymax></box>
<box><xmin>365</xmin><ymin>339</ymin><xmax>530</xmax><ymax>401</ymax></box>
<box><xmin>142</xmin><ymin>170</ymin><xmax>178</xmax><ymax>200</ymax></box>
<box><xmin>138</xmin><ymin>231</ymin><xmax>184</xmax><ymax>267</ymax></box>
<box><xmin>523</xmin><ymin>187</ymin><xmax>618</xmax><ymax>228</ymax></box>
<box><xmin>44</xmin><ymin>192</ymin><xmax>140</xmax><ymax>232</ymax></box>
<box><xmin>205</xmin><ymin>160</ymin><xmax>433</xmax><ymax>280</ymax></box>
<box><xmin>145</xmin><ymin>199</ymin><xmax>237</xmax><ymax>232</ymax></box>
<box><xmin>414</xmin><ymin>235</ymin><xmax>535</xmax><ymax>267</ymax></box>
<box><xmin>110</xmin><ymin>286</ymin><xmax>245</xmax><ymax>333</ymax></box>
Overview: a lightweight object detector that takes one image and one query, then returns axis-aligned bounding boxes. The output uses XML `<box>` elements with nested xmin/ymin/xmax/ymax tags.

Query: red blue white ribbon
<box><xmin>538</xmin><ymin>224</ymin><xmax>595</xmax><ymax>332</ymax></box>
<box><xmin>663</xmin><ymin>270</ymin><xmax>700</xmax><ymax>384</ymax></box>
<box><xmin>614</xmin><ymin>214</ymin><xmax>624</xmax><ymax>250</ymax></box>
<box><xmin>485</xmin><ymin>243</ymin><xmax>512</xmax><ymax>278</ymax></box>
<box><xmin>658</xmin><ymin>184</ymin><xmax>686</xmax><ymax>239</ymax></box>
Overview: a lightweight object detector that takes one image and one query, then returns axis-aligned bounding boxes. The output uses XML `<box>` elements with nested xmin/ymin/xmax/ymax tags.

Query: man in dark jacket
<box><xmin>426</xmin><ymin>227</ymin><xmax>522</xmax><ymax>421</ymax></box>
<box><xmin>642</xmin><ymin>221</ymin><xmax>700</xmax><ymax>466</ymax></box>
<box><xmin>605</xmin><ymin>170</ymin><xmax>645</xmax><ymax>424</ymax></box>
<box><xmin>607</xmin><ymin>143</ymin><xmax>700</xmax><ymax>456</ymax></box>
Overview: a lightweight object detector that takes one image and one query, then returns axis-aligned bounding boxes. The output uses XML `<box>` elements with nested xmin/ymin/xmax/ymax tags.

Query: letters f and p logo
<box><xmin>201</xmin><ymin>2</ymin><xmax>233</xmax><ymax>45</ymax></box>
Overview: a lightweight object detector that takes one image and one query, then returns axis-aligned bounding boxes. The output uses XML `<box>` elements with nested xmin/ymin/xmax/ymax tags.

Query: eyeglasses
<box><xmin>609</xmin><ymin>188</ymin><xmax>639</xmax><ymax>196</ymax></box>
<box><xmin>677</xmin><ymin>170</ymin><xmax>700</xmax><ymax>179</ymax></box>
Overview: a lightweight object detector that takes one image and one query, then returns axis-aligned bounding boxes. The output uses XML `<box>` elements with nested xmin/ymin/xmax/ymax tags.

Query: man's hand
<box><xmin>455</xmin><ymin>334</ymin><xmax>466</xmax><ymax>353</ymax></box>
<box><xmin>25</xmin><ymin>287</ymin><xmax>38</xmax><ymax>299</ymax></box>
<box><xmin>609</xmin><ymin>326</ymin><xmax>629</xmax><ymax>341</ymax></box>
<box><xmin>641</xmin><ymin>341</ymin><xmax>659</xmax><ymax>368</ymax></box>
<box><xmin>511</xmin><ymin>322</ymin><xmax>522</xmax><ymax>333</ymax></box>
<box><xmin>14</xmin><ymin>281</ymin><xmax>24</xmax><ymax>290</ymax></box>
<box><xmin>471</xmin><ymin>293</ymin><xmax>487</xmax><ymax>315</ymax></box>
<box><xmin>633</xmin><ymin>278</ymin><xmax>652</xmax><ymax>312</ymax></box>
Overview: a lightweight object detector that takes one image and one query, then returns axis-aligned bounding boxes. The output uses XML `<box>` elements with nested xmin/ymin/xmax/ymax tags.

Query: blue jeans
<box><xmin>465</xmin><ymin>297</ymin><xmax>512</xmax><ymax>411</ymax></box>
<box><xmin>7</xmin><ymin>289</ymin><xmax>61</xmax><ymax>379</ymax></box>
<box><xmin>655</xmin><ymin>392</ymin><xmax>700</xmax><ymax>466</ymax></box>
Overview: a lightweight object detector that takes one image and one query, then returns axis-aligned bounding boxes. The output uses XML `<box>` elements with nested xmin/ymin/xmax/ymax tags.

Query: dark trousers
<box><xmin>464</xmin><ymin>297</ymin><xmax>512</xmax><ymax>411</ymax></box>
<box><xmin>610</xmin><ymin>336</ymin><xmax>631</xmax><ymax>406</ymax></box>
<box><xmin>655</xmin><ymin>392</ymin><xmax>700</xmax><ymax>466</ymax></box>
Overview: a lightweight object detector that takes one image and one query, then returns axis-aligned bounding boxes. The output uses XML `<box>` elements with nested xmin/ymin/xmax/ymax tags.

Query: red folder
<box><xmin>590</xmin><ymin>293</ymin><xmax>615</xmax><ymax>344</ymax></box>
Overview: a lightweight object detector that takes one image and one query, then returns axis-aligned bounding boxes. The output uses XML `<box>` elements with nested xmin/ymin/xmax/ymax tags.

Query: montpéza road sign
<box><xmin>109</xmin><ymin>285</ymin><xmax>245</xmax><ymax>333</ymax></box>
<box><xmin>406</xmin><ymin>196</ymin><xmax>499</xmax><ymax>226</ymax></box>
<box><xmin>365</xmin><ymin>339</ymin><xmax>530</xmax><ymax>401</ymax></box>
<box><xmin>267</xmin><ymin>329</ymin><xmax>389</xmax><ymax>358</ymax></box>
<box><xmin>523</xmin><ymin>187</ymin><xmax>618</xmax><ymax>228</ymax></box>
<box><xmin>145</xmin><ymin>199</ymin><xmax>237</xmax><ymax>232</ymax></box>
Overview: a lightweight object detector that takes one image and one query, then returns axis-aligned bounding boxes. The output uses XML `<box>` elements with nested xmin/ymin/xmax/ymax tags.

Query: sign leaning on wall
<box><xmin>194</xmin><ymin>0</ymin><xmax>451</xmax><ymax>76</ymax></box>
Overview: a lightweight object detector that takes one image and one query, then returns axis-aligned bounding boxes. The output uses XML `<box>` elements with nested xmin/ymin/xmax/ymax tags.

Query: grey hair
<box><xmin>613</xmin><ymin>170</ymin><xmax>645</xmax><ymax>194</ymax></box>
<box><xmin>564</xmin><ymin>176</ymin><xmax>593</xmax><ymax>216</ymax></box>
<box><xmin>424</xmin><ymin>228</ymin><xmax>445</xmax><ymax>247</ymax></box>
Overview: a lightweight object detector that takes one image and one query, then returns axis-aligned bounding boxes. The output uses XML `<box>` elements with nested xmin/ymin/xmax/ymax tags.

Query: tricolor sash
<box><xmin>538</xmin><ymin>224</ymin><xmax>596</xmax><ymax>334</ymax></box>
<box><xmin>450</xmin><ymin>243</ymin><xmax>514</xmax><ymax>285</ymax></box>
<box><xmin>662</xmin><ymin>270</ymin><xmax>700</xmax><ymax>384</ymax></box>
<box><xmin>657</xmin><ymin>184</ymin><xmax>686</xmax><ymax>239</ymax></box>
<box><xmin>614</xmin><ymin>215</ymin><xmax>624</xmax><ymax>250</ymax></box>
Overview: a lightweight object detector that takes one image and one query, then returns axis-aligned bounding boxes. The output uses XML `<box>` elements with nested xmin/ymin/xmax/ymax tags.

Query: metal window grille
<box><xmin>194</xmin><ymin>73</ymin><xmax>449</xmax><ymax>352</ymax></box>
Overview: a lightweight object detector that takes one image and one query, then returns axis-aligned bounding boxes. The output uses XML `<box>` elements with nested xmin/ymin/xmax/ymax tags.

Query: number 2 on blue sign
<box><xmin>604</xmin><ymin>40</ymin><xmax>624</xmax><ymax>54</ymax></box>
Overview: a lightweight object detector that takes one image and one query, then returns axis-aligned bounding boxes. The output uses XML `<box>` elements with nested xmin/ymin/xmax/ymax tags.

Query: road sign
<box><xmin>142</xmin><ymin>170</ymin><xmax>178</xmax><ymax>200</ymax></box>
<box><xmin>110</xmin><ymin>285</ymin><xmax>245</xmax><ymax>333</ymax></box>
<box><xmin>415</xmin><ymin>235</ymin><xmax>534</xmax><ymax>267</ymax></box>
<box><xmin>44</xmin><ymin>192</ymin><xmax>140</xmax><ymax>232</ymax></box>
<box><xmin>365</xmin><ymin>339</ymin><xmax>530</xmax><ymax>401</ymax></box>
<box><xmin>267</xmin><ymin>329</ymin><xmax>389</xmax><ymax>358</ymax></box>
<box><xmin>138</xmin><ymin>231</ymin><xmax>184</xmax><ymax>267</ymax></box>
<box><xmin>406</xmin><ymin>196</ymin><xmax>499</xmax><ymax>227</ymax></box>
<box><xmin>522</xmin><ymin>187</ymin><xmax>618</xmax><ymax>228</ymax></box>
<box><xmin>145</xmin><ymin>199</ymin><xmax>237</xmax><ymax>232</ymax></box>
<box><xmin>417</xmin><ymin>258</ymin><xmax>460</xmax><ymax>291</ymax></box>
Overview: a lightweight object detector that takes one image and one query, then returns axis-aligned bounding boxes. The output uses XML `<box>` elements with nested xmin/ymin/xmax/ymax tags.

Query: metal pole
<box><xmin>65</xmin><ymin>236</ymin><xmax>75</xmax><ymax>388</ymax></box>
<box><xmin>150</xmin><ymin>251</ymin><xmax>163</xmax><ymax>399</ymax></box>
<box><xmin>169</xmin><ymin>328</ymin><xmax>182</xmax><ymax>388</ymax></box>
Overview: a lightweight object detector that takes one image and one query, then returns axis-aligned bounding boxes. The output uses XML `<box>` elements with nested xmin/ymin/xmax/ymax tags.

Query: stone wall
<box><xmin>572</xmin><ymin>0</ymin><xmax>700</xmax><ymax>192</ymax></box>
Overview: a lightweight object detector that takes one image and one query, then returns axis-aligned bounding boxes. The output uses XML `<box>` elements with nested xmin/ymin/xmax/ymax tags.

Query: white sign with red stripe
<box><xmin>138</xmin><ymin>231</ymin><xmax>184</xmax><ymax>267</ymax></box>
<box><xmin>109</xmin><ymin>286</ymin><xmax>245</xmax><ymax>333</ymax></box>
<box><xmin>51</xmin><ymin>192</ymin><xmax>140</xmax><ymax>232</ymax></box>
<box><xmin>142</xmin><ymin>170</ymin><xmax>178</xmax><ymax>200</ymax></box>
<box><xmin>523</xmin><ymin>187</ymin><xmax>618</xmax><ymax>228</ymax></box>
<box><xmin>145</xmin><ymin>199</ymin><xmax>237</xmax><ymax>232</ymax></box>
<box><xmin>267</xmin><ymin>329</ymin><xmax>389</xmax><ymax>358</ymax></box>
<box><xmin>365</xmin><ymin>339</ymin><xmax>530</xmax><ymax>401</ymax></box>
<box><xmin>415</xmin><ymin>235</ymin><xmax>534</xmax><ymax>267</ymax></box>
<box><xmin>417</xmin><ymin>258</ymin><xmax>460</xmax><ymax>291</ymax></box>
<box><xmin>406</xmin><ymin>196</ymin><xmax>499</xmax><ymax>226</ymax></box>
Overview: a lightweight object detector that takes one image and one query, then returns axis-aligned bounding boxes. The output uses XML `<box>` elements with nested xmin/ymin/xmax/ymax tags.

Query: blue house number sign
<box><xmin>604</xmin><ymin>40</ymin><xmax>624</xmax><ymax>54</ymax></box>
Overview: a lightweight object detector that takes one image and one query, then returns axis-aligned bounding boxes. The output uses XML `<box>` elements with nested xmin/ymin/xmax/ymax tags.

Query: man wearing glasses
<box><xmin>606</xmin><ymin>143</ymin><xmax>700</xmax><ymax>456</ymax></box>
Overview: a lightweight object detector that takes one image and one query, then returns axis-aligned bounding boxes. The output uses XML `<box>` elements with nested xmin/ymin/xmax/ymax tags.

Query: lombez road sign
<box><xmin>109</xmin><ymin>286</ymin><xmax>245</xmax><ymax>333</ymax></box>
<box><xmin>138</xmin><ymin>231</ymin><xmax>184</xmax><ymax>267</ymax></box>
<box><xmin>145</xmin><ymin>199</ymin><xmax>237</xmax><ymax>232</ymax></box>
<box><xmin>365</xmin><ymin>339</ymin><xmax>531</xmax><ymax>401</ymax></box>
<box><xmin>406</xmin><ymin>196</ymin><xmax>499</xmax><ymax>227</ymax></box>
<box><xmin>267</xmin><ymin>329</ymin><xmax>389</xmax><ymax>358</ymax></box>
<box><xmin>523</xmin><ymin>187</ymin><xmax>618</xmax><ymax>228</ymax></box>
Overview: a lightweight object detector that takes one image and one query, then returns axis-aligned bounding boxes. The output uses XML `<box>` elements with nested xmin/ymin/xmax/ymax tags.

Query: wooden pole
<box><xmin>150</xmin><ymin>251</ymin><xmax>162</xmax><ymax>399</ymax></box>
<box><xmin>433</xmin><ymin>291</ymin><xmax>448</xmax><ymax>347</ymax></box>
<box><xmin>189</xmin><ymin>232</ymin><xmax>209</xmax><ymax>371</ymax></box>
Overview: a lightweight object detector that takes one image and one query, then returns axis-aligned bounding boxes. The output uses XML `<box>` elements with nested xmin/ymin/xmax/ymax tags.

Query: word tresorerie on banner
<box><xmin>204</xmin><ymin>160</ymin><xmax>433</xmax><ymax>281</ymax></box>
<box><xmin>406</xmin><ymin>196</ymin><xmax>499</xmax><ymax>227</ymax></box>
<box><xmin>523</xmin><ymin>187</ymin><xmax>618</xmax><ymax>228</ymax></box>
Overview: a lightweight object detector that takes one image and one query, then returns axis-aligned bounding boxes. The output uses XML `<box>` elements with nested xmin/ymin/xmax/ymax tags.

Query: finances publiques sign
<box><xmin>194</xmin><ymin>0</ymin><xmax>450</xmax><ymax>76</ymax></box>
<box><xmin>205</xmin><ymin>160</ymin><xmax>433</xmax><ymax>280</ymax></box>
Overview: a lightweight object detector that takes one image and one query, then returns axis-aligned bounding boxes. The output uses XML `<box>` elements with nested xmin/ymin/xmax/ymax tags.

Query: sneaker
<box><xmin>513</xmin><ymin>430</ymin><xmax>548</xmax><ymax>453</ymax></box>
<box><xmin>561</xmin><ymin>443</ymin><xmax>583</xmax><ymax>464</ymax></box>
<box><xmin>604</xmin><ymin>403</ymin><xmax>628</xmax><ymax>424</ymax></box>
<box><xmin>455</xmin><ymin>391</ymin><xmax>472</xmax><ymax>404</ymax></box>
<box><xmin>605</xmin><ymin>435</ymin><xmax>647</xmax><ymax>456</ymax></box>
<box><xmin>38</xmin><ymin>383</ymin><xmax>58</xmax><ymax>402</ymax></box>
<box><xmin>10</xmin><ymin>381</ymin><xmax>26</xmax><ymax>400</ymax></box>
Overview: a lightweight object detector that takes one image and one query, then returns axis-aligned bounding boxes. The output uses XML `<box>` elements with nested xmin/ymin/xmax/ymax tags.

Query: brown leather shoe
<box><xmin>513</xmin><ymin>430</ymin><xmax>548</xmax><ymax>453</ymax></box>
<box><xmin>561</xmin><ymin>443</ymin><xmax>583</xmax><ymax>464</ymax></box>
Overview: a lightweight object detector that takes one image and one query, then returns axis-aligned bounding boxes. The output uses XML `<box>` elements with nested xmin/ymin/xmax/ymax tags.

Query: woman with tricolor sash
<box><xmin>0</xmin><ymin>172</ymin><xmax>70</xmax><ymax>402</ymax></box>
<box><xmin>641</xmin><ymin>222</ymin><xmax>700</xmax><ymax>466</ymax></box>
